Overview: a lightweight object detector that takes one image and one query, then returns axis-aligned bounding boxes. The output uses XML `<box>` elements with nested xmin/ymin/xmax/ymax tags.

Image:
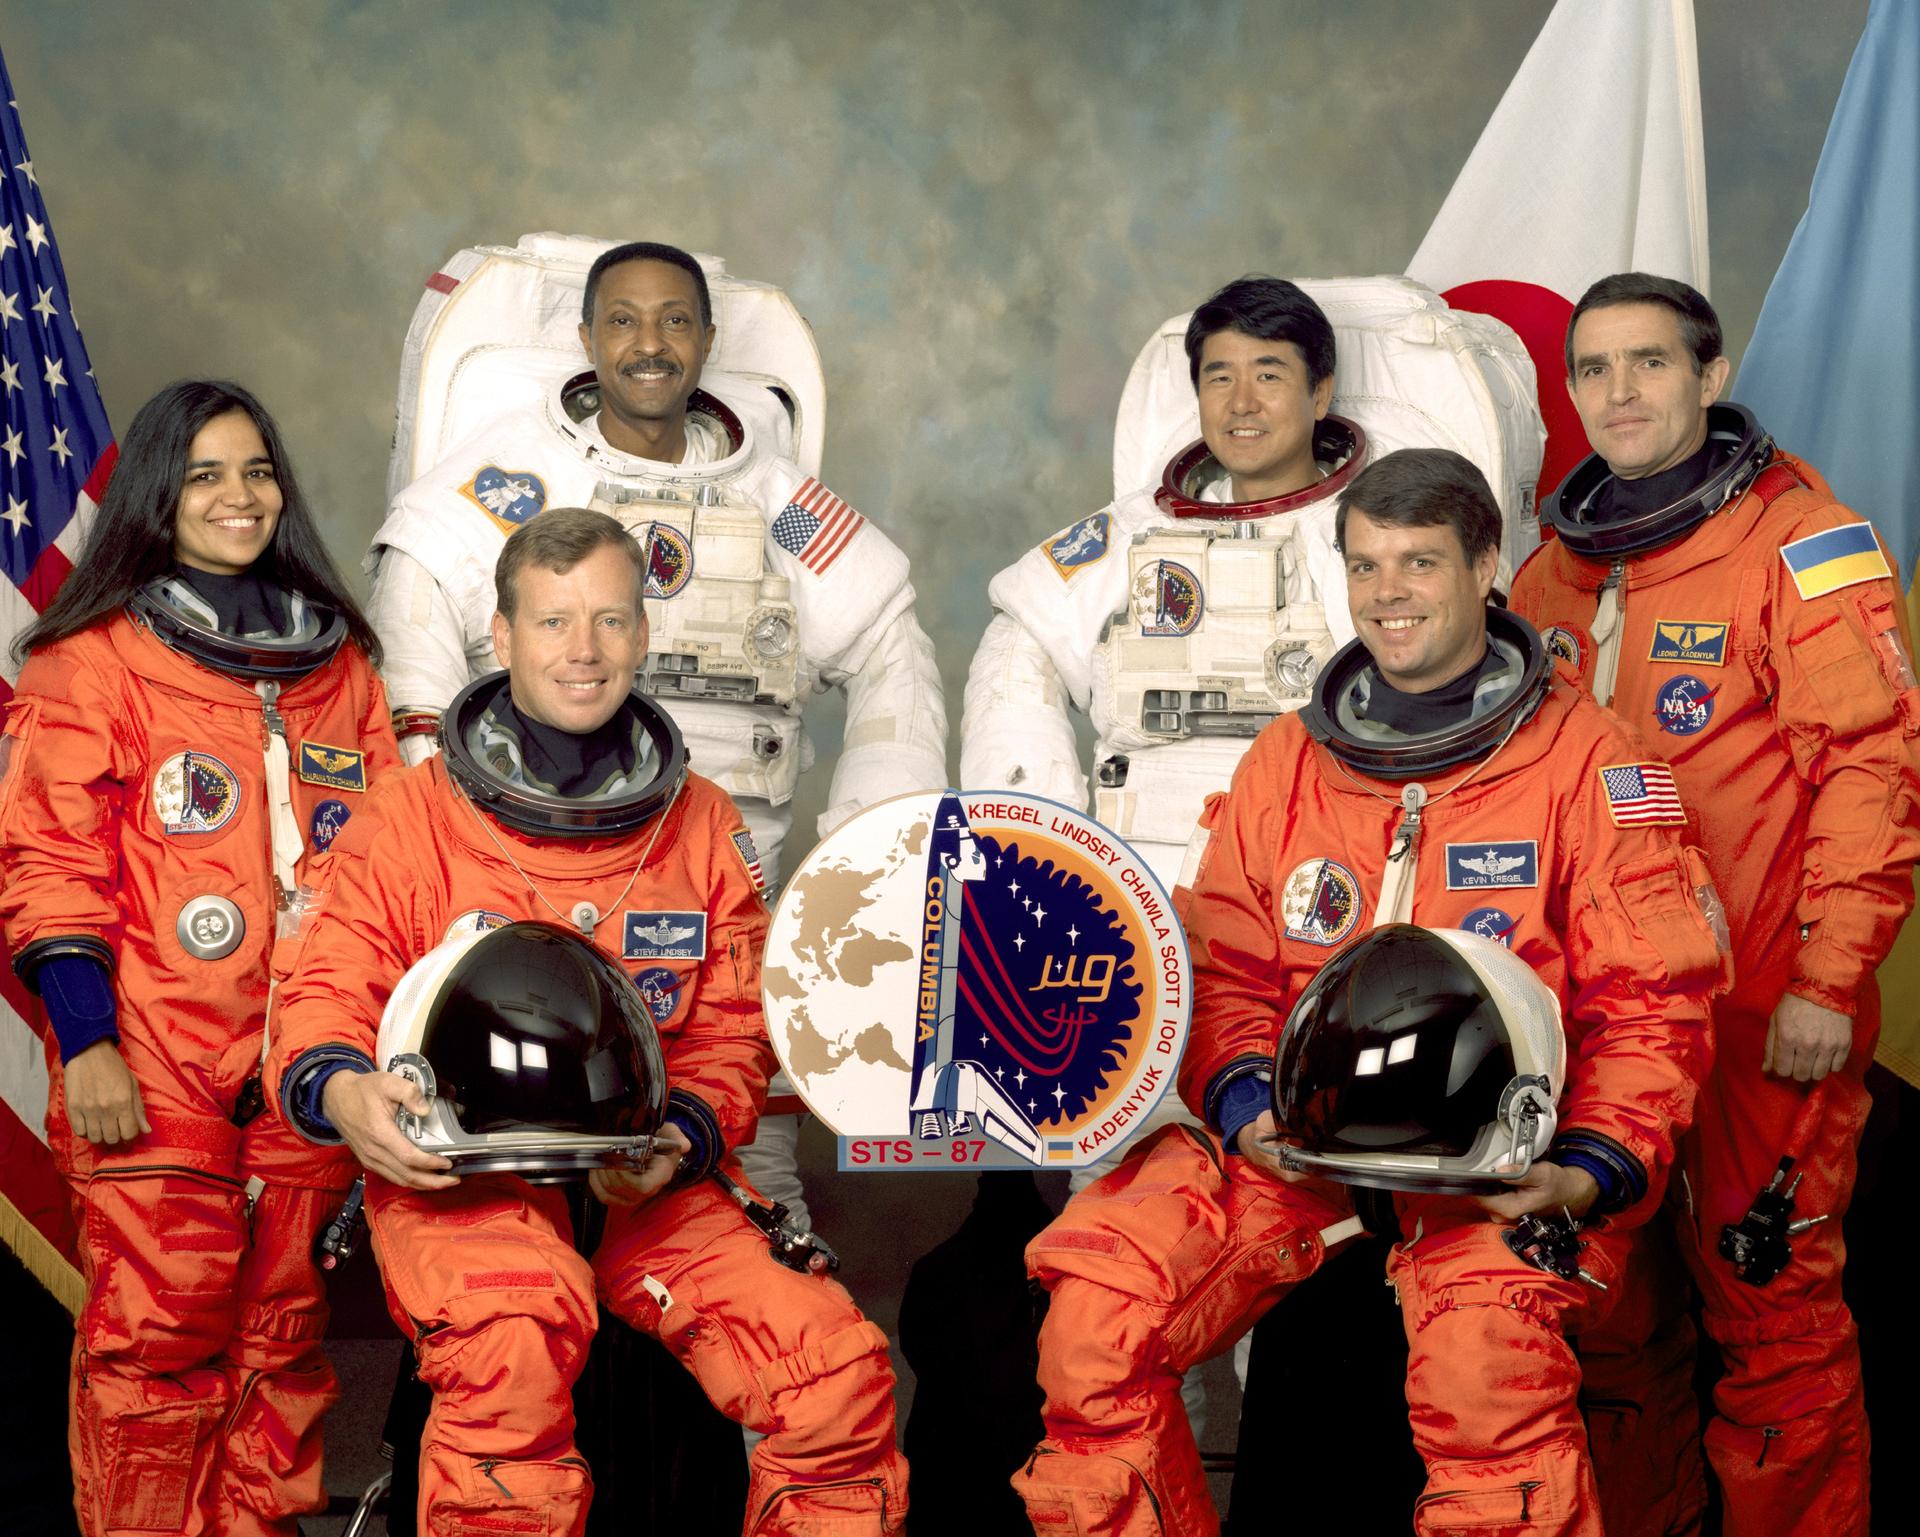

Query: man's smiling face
<box><xmin>1195</xmin><ymin>329</ymin><xmax>1332</xmax><ymax>502</ymax></box>
<box><xmin>1567</xmin><ymin>301</ymin><xmax>1729</xmax><ymax>481</ymax></box>
<box><xmin>491</xmin><ymin>541</ymin><xmax>648</xmax><ymax>733</ymax></box>
<box><xmin>1343</xmin><ymin>507</ymin><xmax>1496</xmax><ymax>693</ymax></box>
<box><xmin>579</xmin><ymin>258</ymin><xmax>715</xmax><ymax>438</ymax></box>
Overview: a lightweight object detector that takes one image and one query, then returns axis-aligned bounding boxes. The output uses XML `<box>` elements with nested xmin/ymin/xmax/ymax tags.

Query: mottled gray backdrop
<box><xmin>4</xmin><ymin>0</ymin><xmax>1868</xmax><ymax>841</ymax></box>
<box><xmin>0</xmin><ymin>0</ymin><xmax>1877</xmax><ymax>1479</ymax></box>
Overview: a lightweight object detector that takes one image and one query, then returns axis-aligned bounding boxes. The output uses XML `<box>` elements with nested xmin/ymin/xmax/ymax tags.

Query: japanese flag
<box><xmin>1409</xmin><ymin>0</ymin><xmax>1710</xmax><ymax>501</ymax></box>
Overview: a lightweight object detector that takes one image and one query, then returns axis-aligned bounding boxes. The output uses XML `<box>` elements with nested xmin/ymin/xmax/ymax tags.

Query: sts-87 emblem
<box><xmin>762</xmin><ymin>790</ymin><xmax>1190</xmax><ymax>1170</ymax></box>
<box><xmin>643</xmin><ymin>523</ymin><xmax>695</xmax><ymax>599</ymax></box>
<box><xmin>152</xmin><ymin>751</ymin><xmax>241</xmax><ymax>836</ymax></box>
<box><xmin>1132</xmin><ymin>560</ymin><xmax>1204</xmax><ymax>638</ymax></box>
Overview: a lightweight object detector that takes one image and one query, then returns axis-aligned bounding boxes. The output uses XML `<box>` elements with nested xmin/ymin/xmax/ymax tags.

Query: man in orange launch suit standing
<box><xmin>1512</xmin><ymin>272</ymin><xmax>1920</xmax><ymax>1537</ymax></box>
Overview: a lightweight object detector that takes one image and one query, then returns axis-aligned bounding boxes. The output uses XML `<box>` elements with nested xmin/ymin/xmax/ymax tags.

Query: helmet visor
<box><xmin>1275</xmin><ymin>925</ymin><xmax>1518</xmax><ymax>1159</ymax></box>
<box><xmin>417</xmin><ymin>923</ymin><xmax>667</xmax><ymax>1139</ymax></box>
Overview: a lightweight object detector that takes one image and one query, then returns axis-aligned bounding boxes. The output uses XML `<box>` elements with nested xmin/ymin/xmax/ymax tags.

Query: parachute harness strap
<box><xmin>1587</xmin><ymin>559</ymin><xmax>1628</xmax><ymax>709</ymax></box>
<box><xmin>1329</xmin><ymin>711</ymin><xmax>1527</xmax><ymax>929</ymax></box>
<box><xmin>460</xmin><ymin>777</ymin><xmax>684</xmax><ymax>938</ymax></box>
<box><xmin>258</xmin><ymin>681</ymin><xmax>303</xmax><ymax>901</ymax></box>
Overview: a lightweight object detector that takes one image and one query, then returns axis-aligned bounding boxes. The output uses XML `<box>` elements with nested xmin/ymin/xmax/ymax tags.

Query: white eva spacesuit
<box><xmin>369</xmin><ymin>233</ymin><xmax>946</xmax><ymax>883</ymax></box>
<box><xmin>962</xmin><ymin>276</ymin><xmax>1545</xmax><ymax>889</ymax></box>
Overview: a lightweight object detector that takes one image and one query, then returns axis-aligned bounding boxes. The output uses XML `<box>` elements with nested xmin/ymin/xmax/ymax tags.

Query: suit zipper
<box><xmin>1109</xmin><ymin>1453</ymin><xmax>1163</xmax><ymax>1527</ymax></box>
<box><xmin>474</xmin><ymin>1454</ymin><xmax>589</xmax><ymax>1499</ymax></box>
<box><xmin>90</xmin><ymin>1162</ymin><xmax>247</xmax><ymax>1192</ymax></box>
<box><xmin>1590</xmin><ymin>558</ymin><xmax>1628</xmax><ymax>707</ymax></box>
<box><xmin>1373</xmin><ymin>782</ymin><xmax>1427</xmax><ymax>927</ymax></box>
<box><xmin>753</xmin><ymin>1475</ymin><xmax>886</xmax><ymax>1527</ymax></box>
<box><xmin>225</xmin><ymin>1367</ymin><xmax>262</xmax><ymax>1437</ymax></box>
<box><xmin>1415</xmin><ymin>1477</ymin><xmax>1545</xmax><ymax>1521</ymax></box>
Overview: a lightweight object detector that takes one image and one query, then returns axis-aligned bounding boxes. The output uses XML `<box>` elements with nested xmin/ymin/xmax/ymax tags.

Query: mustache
<box><xmin>620</xmin><ymin>356</ymin><xmax>682</xmax><ymax>378</ymax></box>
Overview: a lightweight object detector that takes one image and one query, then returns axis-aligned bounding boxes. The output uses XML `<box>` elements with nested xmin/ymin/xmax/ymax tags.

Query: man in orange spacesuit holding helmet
<box><xmin>270</xmin><ymin>508</ymin><xmax>907</xmax><ymax>1535</ymax></box>
<box><xmin>1011</xmin><ymin>447</ymin><xmax>1724</xmax><ymax>1537</ymax></box>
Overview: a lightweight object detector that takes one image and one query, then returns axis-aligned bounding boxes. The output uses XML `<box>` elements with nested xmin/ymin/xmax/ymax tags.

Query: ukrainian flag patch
<box><xmin>1780</xmin><ymin>521</ymin><xmax>1891</xmax><ymax>600</ymax></box>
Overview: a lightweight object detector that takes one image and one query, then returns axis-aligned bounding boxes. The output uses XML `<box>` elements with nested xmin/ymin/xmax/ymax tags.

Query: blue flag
<box><xmin>1734</xmin><ymin>0</ymin><xmax>1920</xmax><ymax>581</ymax></box>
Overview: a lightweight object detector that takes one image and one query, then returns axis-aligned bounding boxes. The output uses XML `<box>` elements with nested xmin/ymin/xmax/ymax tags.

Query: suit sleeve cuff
<box><xmin>32</xmin><ymin>951</ymin><xmax>119</xmax><ymax>1065</ymax></box>
<box><xmin>1217</xmin><ymin>1075</ymin><xmax>1273</xmax><ymax>1156</ymax></box>
<box><xmin>1784</xmin><ymin>972</ymin><xmax>1859</xmax><ymax>1019</ymax></box>
<box><xmin>664</xmin><ymin>1088</ymin><xmax>722</xmax><ymax>1185</ymax></box>
<box><xmin>1202</xmin><ymin>1055</ymin><xmax>1273</xmax><ymax>1135</ymax></box>
<box><xmin>1548</xmin><ymin>1130</ymin><xmax>1647</xmax><ymax>1216</ymax></box>
<box><xmin>280</xmin><ymin>1047</ymin><xmax>377</xmax><ymax>1145</ymax></box>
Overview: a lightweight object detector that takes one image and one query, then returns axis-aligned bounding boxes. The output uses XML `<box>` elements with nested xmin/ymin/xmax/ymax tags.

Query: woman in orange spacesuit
<box><xmin>0</xmin><ymin>380</ymin><xmax>401</xmax><ymax>1537</ymax></box>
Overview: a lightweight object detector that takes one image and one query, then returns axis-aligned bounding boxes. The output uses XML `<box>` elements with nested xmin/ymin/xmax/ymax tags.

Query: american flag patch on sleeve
<box><xmin>1598</xmin><ymin>762</ymin><xmax>1687</xmax><ymax>827</ymax></box>
<box><xmin>771</xmin><ymin>478</ymin><xmax>866</xmax><ymax>575</ymax></box>
<box><xmin>731</xmin><ymin>828</ymin><xmax>767</xmax><ymax>894</ymax></box>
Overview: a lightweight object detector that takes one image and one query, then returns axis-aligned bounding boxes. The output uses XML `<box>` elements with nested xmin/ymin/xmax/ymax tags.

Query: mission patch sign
<box><xmin>763</xmin><ymin>790</ymin><xmax>1191</xmax><ymax>1170</ymax></box>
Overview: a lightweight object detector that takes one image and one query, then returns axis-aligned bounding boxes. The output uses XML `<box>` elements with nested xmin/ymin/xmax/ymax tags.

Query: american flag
<box><xmin>730</xmin><ymin>828</ymin><xmax>766</xmax><ymax>895</ymax></box>
<box><xmin>770</xmin><ymin>476</ymin><xmax>865</xmax><ymax>575</ymax></box>
<box><xmin>1599</xmin><ymin>762</ymin><xmax>1686</xmax><ymax>828</ymax></box>
<box><xmin>0</xmin><ymin>51</ymin><xmax>115</xmax><ymax>1314</ymax></box>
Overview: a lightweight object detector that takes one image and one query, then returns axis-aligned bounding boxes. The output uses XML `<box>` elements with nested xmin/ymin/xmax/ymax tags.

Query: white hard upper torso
<box><xmin>371</xmin><ymin>387</ymin><xmax>911</xmax><ymax>693</ymax></box>
<box><xmin>986</xmin><ymin>461</ymin><xmax>1352</xmax><ymax>739</ymax></box>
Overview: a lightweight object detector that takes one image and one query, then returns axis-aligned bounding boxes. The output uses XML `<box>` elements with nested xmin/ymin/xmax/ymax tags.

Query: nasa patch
<box><xmin>643</xmin><ymin>524</ymin><xmax>695</xmax><ymax>599</ymax></box>
<box><xmin>633</xmin><ymin>966</ymin><xmax>684</xmax><ymax>1025</ymax></box>
<box><xmin>1543</xmin><ymin>625</ymin><xmax>1588</xmax><ymax>672</ymax></box>
<box><xmin>623</xmin><ymin>910</ymin><xmax>708</xmax><ymax>961</ymax></box>
<box><xmin>152</xmin><ymin>751</ymin><xmax>241</xmax><ymax>835</ymax></box>
<box><xmin>442</xmin><ymin>908</ymin><xmax>513</xmax><ymax>942</ymax></box>
<box><xmin>309</xmin><ymin>798</ymin><xmax>351</xmax><ymax>852</ymax></box>
<box><xmin>1649</xmin><ymin>620</ymin><xmax>1728</xmax><ymax>667</ymax></box>
<box><xmin>1134</xmin><ymin>559</ymin><xmax>1204</xmax><ymax>638</ymax></box>
<box><xmin>1445</xmin><ymin>840</ymin><xmax>1538</xmax><ymax>890</ymax></box>
<box><xmin>1459</xmin><ymin>907</ymin><xmax>1519</xmax><ymax>948</ymax></box>
<box><xmin>1045</xmin><ymin>513</ymin><xmax>1110</xmax><ymax>579</ymax></box>
<box><xmin>296</xmin><ymin>741</ymin><xmax>366</xmax><ymax>792</ymax></box>
<box><xmin>1280</xmin><ymin>857</ymin><xmax>1363</xmax><ymax>947</ymax></box>
<box><xmin>1655</xmin><ymin>674</ymin><xmax>1718</xmax><ymax>736</ymax></box>
<box><xmin>459</xmin><ymin>465</ymin><xmax>547</xmax><ymax>531</ymax></box>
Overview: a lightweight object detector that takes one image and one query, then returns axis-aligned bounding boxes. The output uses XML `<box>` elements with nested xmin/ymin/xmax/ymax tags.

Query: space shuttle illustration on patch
<box><xmin>907</xmin><ymin>793</ymin><xmax>1045</xmax><ymax>1162</ymax></box>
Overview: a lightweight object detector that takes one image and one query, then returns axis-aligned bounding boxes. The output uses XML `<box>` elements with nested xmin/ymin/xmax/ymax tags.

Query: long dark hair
<box><xmin>13</xmin><ymin>380</ymin><xmax>382</xmax><ymax>665</ymax></box>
